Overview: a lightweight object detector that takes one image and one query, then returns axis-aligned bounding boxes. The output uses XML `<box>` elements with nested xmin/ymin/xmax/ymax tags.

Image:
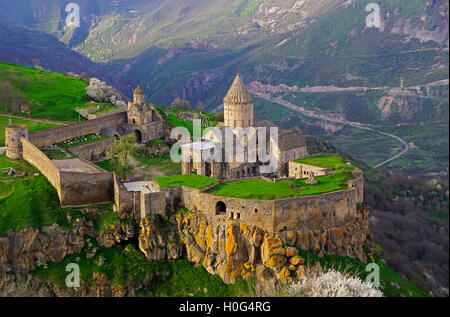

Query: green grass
<box><xmin>152</xmin><ymin>259</ymin><xmax>251</xmax><ymax>297</ymax></box>
<box><xmin>75</xmin><ymin>102</ymin><xmax>111</xmax><ymax>110</ymax></box>
<box><xmin>206</xmin><ymin>173</ymin><xmax>352</xmax><ymax>200</ymax></box>
<box><xmin>155</xmin><ymin>174</ymin><xmax>218</xmax><ymax>189</ymax></box>
<box><xmin>56</xmin><ymin>134</ymin><xmax>111</xmax><ymax>148</ymax></box>
<box><xmin>41</xmin><ymin>149</ymin><xmax>72</xmax><ymax>160</ymax></box>
<box><xmin>95</xmin><ymin>159</ymin><xmax>114</xmax><ymax>172</ymax></box>
<box><xmin>294</xmin><ymin>155</ymin><xmax>354</xmax><ymax>171</ymax></box>
<box><xmin>91</xmin><ymin>105</ymin><xmax>121</xmax><ymax>115</ymax></box>
<box><xmin>145</xmin><ymin>138</ymin><xmax>166</xmax><ymax>147</ymax></box>
<box><xmin>34</xmin><ymin>244</ymin><xmax>251</xmax><ymax>297</ymax></box>
<box><xmin>240</xmin><ymin>0</ymin><xmax>261</xmax><ymax>17</ymax></box>
<box><xmin>94</xmin><ymin>208</ymin><xmax>120</xmax><ymax>233</ymax></box>
<box><xmin>0</xmin><ymin>63</ymin><xmax>90</xmax><ymax>122</ymax></box>
<box><xmin>160</xmin><ymin>107</ymin><xmax>218</xmax><ymax>136</ymax></box>
<box><xmin>134</xmin><ymin>154</ymin><xmax>181</xmax><ymax>176</ymax></box>
<box><xmin>34</xmin><ymin>244</ymin><xmax>170</xmax><ymax>289</ymax></box>
<box><xmin>96</xmin><ymin>154</ymin><xmax>181</xmax><ymax>177</ymax></box>
<box><xmin>0</xmin><ymin>153</ymin><xmax>83</xmax><ymax>232</ymax></box>
<box><xmin>0</xmin><ymin>115</ymin><xmax>60</xmax><ymax>147</ymax></box>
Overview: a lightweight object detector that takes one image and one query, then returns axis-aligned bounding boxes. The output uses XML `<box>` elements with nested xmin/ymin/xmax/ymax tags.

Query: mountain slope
<box><xmin>0</xmin><ymin>21</ymin><xmax>125</xmax><ymax>91</ymax></box>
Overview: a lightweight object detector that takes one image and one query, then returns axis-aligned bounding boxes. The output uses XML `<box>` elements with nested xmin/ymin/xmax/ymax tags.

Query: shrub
<box><xmin>288</xmin><ymin>269</ymin><xmax>383</xmax><ymax>297</ymax></box>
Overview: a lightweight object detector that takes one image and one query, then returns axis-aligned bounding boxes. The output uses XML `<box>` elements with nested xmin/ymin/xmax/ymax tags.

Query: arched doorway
<box><xmin>215</xmin><ymin>201</ymin><xmax>227</xmax><ymax>215</ymax></box>
<box><xmin>134</xmin><ymin>130</ymin><xmax>142</xmax><ymax>144</ymax></box>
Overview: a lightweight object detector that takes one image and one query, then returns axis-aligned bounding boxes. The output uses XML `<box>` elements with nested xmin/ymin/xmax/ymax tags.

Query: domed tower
<box><xmin>133</xmin><ymin>85</ymin><xmax>146</xmax><ymax>104</ymax></box>
<box><xmin>223</xmin><ymin>73</ymin><xmax>254</xmax><ymax>129</ymax></box>
<box><xmin>5</xmin><ymin>124</ymin><xmax>28</xmax><ymax>159</ymax></box>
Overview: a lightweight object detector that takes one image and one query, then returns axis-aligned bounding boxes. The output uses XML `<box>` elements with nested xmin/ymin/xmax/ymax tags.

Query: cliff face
<box><xmin>138</xmin><ymin>207</ymin><xmax>373</xmax><ymax>291</ymax></box>
<box><xmin>0</xmin><ymin>218</ymin><xmax>135</xmax><ymax>274</ymax></box>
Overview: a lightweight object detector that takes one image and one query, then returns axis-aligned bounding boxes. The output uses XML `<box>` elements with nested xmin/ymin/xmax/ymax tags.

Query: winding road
<box><xmin>253</xmin><ymin>92</ymin><xmax>409</xmax><ymax>168</ymax></box>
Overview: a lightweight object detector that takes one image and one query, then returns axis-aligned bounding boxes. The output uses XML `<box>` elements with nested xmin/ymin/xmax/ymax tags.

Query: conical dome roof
<box><xmin>133</xmin><ymin>85</ymin><xmax>144</xmax><ymax>94</ymax></box>
<box><xmin>223</xmin><ymin>73</ymin><xmax>253</xmax><ymax>105</ymax></box>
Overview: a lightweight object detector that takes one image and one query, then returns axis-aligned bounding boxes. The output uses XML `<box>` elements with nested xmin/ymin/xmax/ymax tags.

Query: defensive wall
<box><xmin>69</xmin><ymin>138</ymin><xmax>115</xmax><ymax>162</ymax></box>
<box><xmin>21</xmin><ymin>136</ymin><xmax>114</xmax><ymax>207</ymax></box>
<box><xmin>116</xmin><ymin>171</ymin><xmax>364</xmax><ymax>234</ymax></box>
<box><xmin>28</xmin><ymin>112</ymin><xmax>126</xmax><ymax>147</ymax></box>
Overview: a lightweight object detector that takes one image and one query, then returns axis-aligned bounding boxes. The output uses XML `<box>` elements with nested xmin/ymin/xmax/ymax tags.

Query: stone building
<box><xmin>4</xmin><ymin>85</ymin><xmax>165</xmax><ymax>206</ymax></box>
<box><xmin>181</xmin><ymin>73</ymin><xmax>307</xmax><ymax>179</ymax></box>
<box><xmin>119</xmin><ymin>85</ymin><xmax>164</xmax><ymax>143</ymax></box>
<box><xmin>223</xmin><ymin>73</ymin><xmax>254</xmax><ymax>128</ymax></box>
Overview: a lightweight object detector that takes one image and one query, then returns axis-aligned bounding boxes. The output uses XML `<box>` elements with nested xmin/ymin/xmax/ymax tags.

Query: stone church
<box><xmin>181</xmin><ymin>73</ymin><xmax>307</xmax><ymax>179</ymax></box>
<box><xmin>117</xmin><ymin>85</ymin><xmax>164</xmax><ymax>143</ymax></box>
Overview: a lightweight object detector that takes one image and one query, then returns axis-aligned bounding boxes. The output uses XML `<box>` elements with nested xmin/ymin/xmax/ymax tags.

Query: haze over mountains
<box><xmin>0</xmin><ymin>0</ymin><xmax>448</xmax><ymax>175</ymax></box>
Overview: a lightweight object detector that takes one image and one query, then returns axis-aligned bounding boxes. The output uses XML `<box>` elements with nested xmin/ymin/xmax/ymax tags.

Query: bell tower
<box><xmin>133</xmin><ymin>85</ymin><xmax>145</xmax><ymax>104</ymax></box>
<box><xmin>223</xmin><ymin>73</ymin><xmax>254</xmax><ymax>129</ymax></box>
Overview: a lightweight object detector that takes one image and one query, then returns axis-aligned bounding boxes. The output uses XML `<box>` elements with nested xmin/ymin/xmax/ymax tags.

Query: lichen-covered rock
<box><xmin>171</xmin><ymin>206</ymin><xmax>373</xmax><ymax>293</ymax></box>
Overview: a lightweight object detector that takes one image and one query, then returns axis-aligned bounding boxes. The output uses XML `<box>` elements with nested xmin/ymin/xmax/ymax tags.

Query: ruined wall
<box><xmin>113</xmin><ymin>174</ymin><xmax>141</xmax><ymax>218</ymax></box>
<box><xmin>29</xmin><ymin>112</ymin><xmax>127</xmax><ymax>147</ymax></box>
<box><xmin>70</xmin><ymin>138</ymin><xmax>115</xmax><ymax>162</ymax></box>
<box><xmin>288</xmin><ymin>162</ymin><xmax>328</xmax><ymax>179</ymax></box>
<box><xmin>21</xmin><ymin>138</ymin><xmax>61</xmax><ymax>190</ymax></box>
<box><xmin>59</xmin><ymin>170</ymin><xmax>113</xmax><ymax>207</ymax></box>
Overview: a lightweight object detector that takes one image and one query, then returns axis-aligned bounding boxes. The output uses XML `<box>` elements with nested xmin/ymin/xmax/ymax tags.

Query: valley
<box><xmin>0</xmin><ymin>0</ymin><xmax>448</xmax><ymax>298</ymax></box>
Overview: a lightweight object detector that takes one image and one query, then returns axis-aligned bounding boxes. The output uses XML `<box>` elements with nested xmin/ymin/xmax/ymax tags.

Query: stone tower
<box><xmin>133</xmin><ymin>85</ymin><xmax>145</xmax><ymax>104</ymax></box>
<box><xmin>5</xmin><ymin>124</ymin><xmax>28</xmax><ymax>159</ymax></box>
<box><xmin>223</xmin><ymin>73</ymin><xmax>254</xmax><ymax>129</ymax></box>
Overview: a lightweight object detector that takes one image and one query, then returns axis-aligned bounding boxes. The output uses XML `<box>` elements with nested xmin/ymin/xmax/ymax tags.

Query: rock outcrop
<box><xmin>0</xmin><ymin>220</ymin><xmax>93</xmax><ymax>274</ymax></box>
<box><xmin>0</xmin><ymin>217</ymin><xmax>135</xmax><ymax>274</ymax></box>
<box><xmin>138</xmin><ymin>208</ymin><xmax>373</xmax><ymax>292</ymax></box>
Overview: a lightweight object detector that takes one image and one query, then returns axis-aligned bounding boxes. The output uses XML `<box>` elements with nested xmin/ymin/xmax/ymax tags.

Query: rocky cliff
<box><xmin>138</xmin><ymin>207</ymin><xmax>373</xmax><ymax>292</ymax></box>
<box><xmin>0</xmin><ymin>218</ymin><xmax>135</xmax><ymax>274</ymax></box>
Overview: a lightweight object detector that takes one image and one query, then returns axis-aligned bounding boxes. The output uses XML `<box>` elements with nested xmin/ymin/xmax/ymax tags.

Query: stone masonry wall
<box><xmin>113</xmin><ymin>174</ymin><xmax>141</xmax><ymax>218</ymax></box>
<box><xmin>22</xmin><ymin>138</ymin><xmax>61</xmax><ymax>191</ymax></box>
<box><xmin>29</xmin><ymin>112</ymin><xmax>127</xmax><ymax>147</ymax></box>
<box><xmin>70</xmin><ymin>138</ymin><xmax>115</xmax><ymax>162</ymax></box>
<box><xmin>59</xmin><ymin>170</ymin><xmax>114</xmax><ymax>207</ymax></box>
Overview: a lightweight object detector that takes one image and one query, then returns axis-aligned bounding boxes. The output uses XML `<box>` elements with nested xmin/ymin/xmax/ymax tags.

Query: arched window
<box><xmin>215</xmin><ymin>201</ymin><xmax>227</xmax><ymax>215</ymax></box>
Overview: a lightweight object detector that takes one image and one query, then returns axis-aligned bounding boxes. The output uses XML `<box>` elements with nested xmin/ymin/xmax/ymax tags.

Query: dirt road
<box><xmin>253</xmin><ymin>92</ymin><xmax>409</xmax><ymax>168</ymax></box>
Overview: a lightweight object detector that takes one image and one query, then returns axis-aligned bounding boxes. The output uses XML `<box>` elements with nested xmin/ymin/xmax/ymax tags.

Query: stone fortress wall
<box><xmin>6</xmin><ymin>111</ymin><xmax>129</xmax><ymax>207</ymax></box>
<box><xmin>22</xmin><ymin>137</ymin><xmax>61</xmax><ymax>190</ymax></box>
<box><xmin>58</xmin><ymin>168</ymin><xmax>114</xmax><ymax>207</ymax></box>
<box><xmin>70</xmin><ymin>138</ymin><xmax>115</xmax><ymax>162</ymax></box>
<box><xmin>21</xmin><ymin>137</ymin><xmax>114</xmax><ymax>207</ymax></box>
<box><xmin>119</xmin><ymin>171</ymin><xmax>364</xmax><ymax>235</ymax></box>
<box><xmin>28</xmin><ymin>112</ymin><xmax>127</xmax><ymax>147</ymax></box>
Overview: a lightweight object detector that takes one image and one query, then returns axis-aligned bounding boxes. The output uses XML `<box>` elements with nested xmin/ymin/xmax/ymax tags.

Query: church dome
<box><xmin>133</xmin><ymin>85</ymin><xmax>145</xmax><ymax>94</ymax></box>
<box><xmin>223</xmin><ymin>73</ymin><xmax>253</xmax><ymax>105</ymax></box>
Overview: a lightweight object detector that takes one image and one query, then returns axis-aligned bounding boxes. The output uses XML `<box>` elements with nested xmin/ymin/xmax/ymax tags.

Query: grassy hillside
<box><xmin>0</xmin><ymin>154</ymin><xmax>84</xmax><ymax>232</ymax></box>
<box><xmin>0</xmin><ymin>115</ymin><xmax>60</xmax><ymax>147</ymax></box>
<box><xmin>0</xmin><ymin>63</ymin><xmax>90</xmax><ymax>122</ymax></box>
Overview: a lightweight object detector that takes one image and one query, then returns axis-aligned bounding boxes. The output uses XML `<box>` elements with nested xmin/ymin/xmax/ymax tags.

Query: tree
<box><xmin>171</xmin><ymin>98</ymin><xmax>191</xmax><ymax>111</ymax></box>
<box><xmin>197</xmin><ymin>101</ymin><xmax>204</xmax><ymax>112</ymax></box>
<box><xmin>215</xmin><ymin>112</ymin><xmax>224</xmax><ymax>122</ymax></box>
<box><xmin>0</xmin><ymin>81</ymin><xmax>29</xmax><ymax>113</ymax></box>
<box><xmin>107</xmin><ymin>134</ymin><xmax>138</xmax><ymax>180</ymax></box>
